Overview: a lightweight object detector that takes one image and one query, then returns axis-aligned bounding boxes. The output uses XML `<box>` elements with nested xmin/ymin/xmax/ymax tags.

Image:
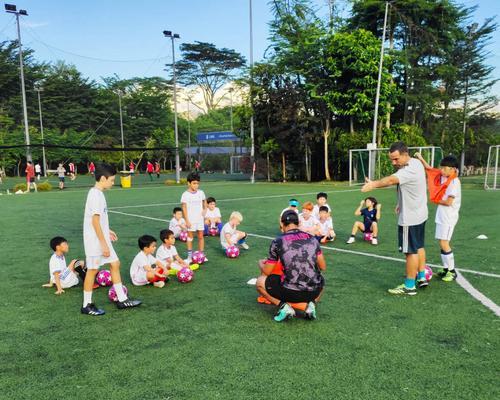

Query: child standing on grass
<box><xmin>82</xmin><ymin>163</ymin><xmax>141</xmax><ymax>316</ymax></box>
<box><xmin>181</xmin><ymin>172</ymin><xmax>207</xmax><ymax>263</ymax></box>
<box><xmin>25</xmin><ymin>161</ymin><xmax>37</xmax><ymax>193</ymax></box>
<box><xmin>156</xmin><ymin>229</ymin><xmax>192</xmax><ymax>273</ymax></box>
<box><xmin>317</xmin><ymin>206</ymin><xmax>336</xmax><ymax>243</ymax></box>
<box><xmin>204</xmin><ymin>197</ymin><xmax>223</xmax><ymax>235</ymax></box>
<box><xmin>220</xmin><ymin>211</ymin><xmax>249</xmax><ymax>250</ymax></box>
<box><xmin>346</xmin><ymin>197</ymin><xmax>381</xmax><ymax>245</ymax></box>
<box><xmin>299</xmin><ymin>201</ymin><xmax>321</xmax><ymax>236</ymax></box>
<box><xmin>43</xmin><ymin>236</ymin><xmax>90</xmax><ymax>294</ymax></box>
<box><xmin>130</xmin><ymin>235</ymin><xmax>168</xmax><ymax>288</ymax></box>
<box><xmin>313</xmin><ymin>192</ymin><xmax>331</xmax><ymax>219</ymax></box>
<box><xmin>57</xmin><ymin>163</ymin><xmax>66</xmax><ymax>190</ymax></box>
<box><xmin>169</xmin><ymin>207</ymin><xmax>187</xmax><ymax>238</ymax></box>
<box><xmin>415</xmin><ymin>153</ymin><xmax>461</xmax><ymax>282</ymax></box>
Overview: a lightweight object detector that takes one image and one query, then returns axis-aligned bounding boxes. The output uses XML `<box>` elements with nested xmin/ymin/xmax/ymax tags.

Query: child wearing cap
<box><xmin>279</xmin><ymin>198</ymin><xmax>300</xmax><ymax>224</ymax></box>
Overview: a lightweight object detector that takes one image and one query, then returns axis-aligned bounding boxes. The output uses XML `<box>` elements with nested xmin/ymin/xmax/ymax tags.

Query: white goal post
<box><xmin>349</xmin><ymin>146</ymin><xmax>443</xmax><ymax>186</ymax></box>
<box><xmin>484</xmin><ymin>145</ymin><xmax>500</xmax><ymax>190</ymax></box>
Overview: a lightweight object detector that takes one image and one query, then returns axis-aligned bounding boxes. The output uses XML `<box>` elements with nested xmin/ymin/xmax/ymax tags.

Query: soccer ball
<box><xmin>108</xmin><ymin>285</ymin><xmax>128</xmax><ymax>302</ymax></box>
<box><xmin>425</xmin><ymin>265</ymin><xmax>433</xmax><ymax>281</ymax></box>
<box><xmin>209</xmin><ymin>227</ymin><xmax>218</xmax><ymax>236</ymax></box>
<box><xmin>177</xmin><ymin>267</ymin><xmax>194</xmax><ymax>283</ymax></box>
<box><xmin>192</xmin><ymin>251</ymin><xmax>206</xmax><ymax>264</ymax></box>
<box><xmin>96</xmin><ymin>269</ymin><xmax>112</xmax><ymax>286</ymax></box>
<box><xmin>363</xmin><ymin>232</ymin><xmax>372</xmax><ymax>241</ymax></box>
<box><xmin>226</xmin><ymin>245</ymin><xmax>240</xmax><ymax>258</ymax></box>
<box><xmin>179</xmin><ymin>231</ymin><xmax>188</xmax><ymax>242</ymax></box>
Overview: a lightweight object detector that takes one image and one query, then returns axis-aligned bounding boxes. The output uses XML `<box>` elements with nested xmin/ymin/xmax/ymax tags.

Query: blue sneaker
<box><xmin>273</xmin><ymin>303</ymin><xmax>296</xmax><ymax>322</ymax></box>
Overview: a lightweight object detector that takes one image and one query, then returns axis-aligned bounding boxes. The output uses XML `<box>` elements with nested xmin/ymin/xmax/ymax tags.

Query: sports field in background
<box><xmin>0</xmin><ymin>177</ymin><xmax>498</xmax><ymax>400</ymax></box>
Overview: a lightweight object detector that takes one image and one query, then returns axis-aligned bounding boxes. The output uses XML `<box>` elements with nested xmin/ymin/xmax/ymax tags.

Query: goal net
<box><xmin>349</xmin><ymin>146</ymin><xmax>443</xmax><ymax>186</ymax></box>
<box><xmin>484</xmin><ymin>145</ymin><xmax>500</xmax><ymax>190</ymax></box>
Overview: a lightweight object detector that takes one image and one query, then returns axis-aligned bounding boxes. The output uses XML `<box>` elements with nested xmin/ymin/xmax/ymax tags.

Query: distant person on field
<box><xmin>346</xmin><ymin>197</ymin><xmax>382</xmax><ymax>245</ymax></box>
<box><xmin>69</xmin><ymin>162</ymin><xmax>76</xmax><ymax>181</ymax></box>
<box><xmin>25</xmin><ymin>161</ymin><xmax>37</xmax><ymax>193</ymax></box>
<box><xmin>415</xmin><ymin>152</ymin><xmax>461</xmax><ymax>282</ymax></box>
<box><xmin>88</xmin><ymin>161</ymin><xmax>95</xmax><ymax>176</ymax></box>
<box><xmin>146</xmin><ymin>161</ymin><xmax>154</xmax><ymax>181</ymax></box>
<box><xmin>57</xmin><ymin>163</ymin><xmax>66</xmax><ymax>190</ymax></box>
<box><xmin>362</xmin><ymin>141</ymin><xmax>428</xmax><ymax>295</ymax></box>
<box><xmin>129</xmin><ymin>160</ymin><xmax>135</xmax><ymax>175</ymax></box>
<box><xmin>155</xmin><ymin>161</ymin><xmax>160</xmax><ymax>178</ymax></box>
<box><xmin>35</xmin><ymin>162</ymin><xmax>42</xmax><ymax>181</ymax></box>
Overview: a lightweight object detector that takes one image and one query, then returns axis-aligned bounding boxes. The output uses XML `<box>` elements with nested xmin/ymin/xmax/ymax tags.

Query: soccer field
<box><xmin>0</xmin><ymin>178</ymin><xmax>498</xmax><ymax>400</ymax></box>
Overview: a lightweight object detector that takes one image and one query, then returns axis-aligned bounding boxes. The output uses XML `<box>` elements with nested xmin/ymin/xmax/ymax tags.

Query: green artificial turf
<box><xmin>0</xmin><ymin>179</ymin><xmax>498</xmax><ymax>400</ymax></box>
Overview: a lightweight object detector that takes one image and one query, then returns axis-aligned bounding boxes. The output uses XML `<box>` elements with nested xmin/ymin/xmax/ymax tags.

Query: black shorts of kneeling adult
<box><xmin>265</xmin><ymin>274</ymin><xmax>323</xmax><ymax>303</ymax></box>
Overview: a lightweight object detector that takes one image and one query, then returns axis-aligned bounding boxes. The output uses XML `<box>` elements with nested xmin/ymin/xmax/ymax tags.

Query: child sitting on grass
<box><xmin>317</xmin><ymin>206</ymin><xmax>336</xmax><ymax>243</ymax></box>
<box><xmin>43</xmin><ymin>236</ymin><xmax>90</xmax><ymax>294</ymax></box>
<box><xmin>156</xmin><ymin>229</ymin><xmax>195</xmax><ymax>274</ymax></box>
<box><xmin>169</xmin><ymin>207</ymin><xmax>187</xmax><ymax>238</ymax></box>
<box><xmin>346</xmin><ymin>197</ymin><xmax>381</xmax><ymax>245</ymax></box>
<box><xmin>204</xmin><ymin>197</ymin><xmax>223</xmax><ymax>235</ymax></box>
<box><xmin>299</xmin><ymin>201</ymin><xmax>320</xmax><ymax>236</ymax></box>
<box><xmin>130</xmin><ymin>235</ymin><xmax>169</xmax><ymax>288</ymax></box>
<box><xmin>313</xmin><ymin>192</ymin><xmax>331</xmax><ymax>219</ymax></box>
<box><xmin>220</xmin><ymin>211</ymin><xmax>249</xmax><ymax>250</ymax></box>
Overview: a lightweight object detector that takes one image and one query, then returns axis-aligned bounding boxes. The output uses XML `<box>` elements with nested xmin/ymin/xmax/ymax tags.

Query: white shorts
<box><xmin>435</xmin><ymin>223</ymin><xmax>456</xmax><ymax>241</ymax></box>
<box><xmin>171</xmin><ymin>227</ymin><xmax>181</xmax><ymax>238</ymax></box>
<box><xmin>131</xmin><ymin>270</ymin><xmax>149</xmax><ymax>286</ymax></box>
<box><xmin>55</xmin><ymin>269</ymin><xmax>79</xmax><ymax>288</ymax></box>
<box><xmin>221</xmin><ymin>233</ymin><xmax>240</xmax><ymax>249</ymax></box>
<box><xmin>86</xmin><ymin>246</ymin><xmax>119</xmax><ymax>270</ymax></box>
<box><xmin>188</xmin><ymin>221</ymin><xmax>204</xmax><ymax>232</ymax></box>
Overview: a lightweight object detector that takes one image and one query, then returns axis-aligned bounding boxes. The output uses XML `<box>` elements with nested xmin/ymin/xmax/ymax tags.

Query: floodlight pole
<box><xmin>369</xmin><ymin>1</ymin><xmax>389</xmax><ymax>180</ymax></box>
<box><xmin>249</xmin><ymin>0</ymin><xmax>255</xmax><ymax>183</ymax></box>
<box><xmin>35</xmin><ymin>87</ymin><xmax>47</xmax><ymax>177</ymax></box>
<box><xmin>6</xmin><ymin>5</ymin><xmax>31</xmax><ymax>162</ymax></box>
<box><xmin>187</xmin><ymin>100</ymin><xmax>191</xmax><ymax>170</ymax></box>
<box><xmin>118</xmin><ymin>91</ymin><xmax>126</xmax><ymax>171</ymax></box>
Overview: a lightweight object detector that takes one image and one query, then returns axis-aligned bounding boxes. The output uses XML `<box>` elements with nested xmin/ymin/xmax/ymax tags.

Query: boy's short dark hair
<box><xmin>440</xmin><ymin>155</ymin><xmax>459</xmax><ymax>169</ymax></box>
<box><xmin>365</xmin><ymin>196</ymin><xmax>378</xmax><ymax>207</ymax></box>
<box><xmin>173</xmin><ymin>207</ymin><xmax>182</xmax><ymax>214</ymax></box>
<box><xmin>389</xmin><ymin>141</ymin><xmax>408</xmax><ymax>154</ymax></box>
<box><xmin>317</xmin><ymin>192</ymin><xmax>328</xmax><ymax>200</ymax></box>
<box><xmin>95</xmin><ymin>163</ymin><xmax>117</xmax><ymax>182</ymax></box>
<box><xmin>187</xmin><ymin>172</ymin><xmax>200</xmax><ymax>183</ymax></box>
<box><xmin>206</xmin><ymin>197</ymin><xmax>216</xmax><ymax>204</ymax></box>
<box><xmin>319</xmin><ymin>206</ymin><xmax>329</xmax><ymax>213</ymax></box>
<box><xmin>138</xmin><ymin>235</ymin><xmax>156</xmax><ymax>250</ymax></box>
<box><xmin>50</xmin><ymin>236</ymin><xmax>67</xmax><ymax>251</ymax></box>
<box><xmin>160</xmin><ymin>229</ymin><xmax>174</xmax><ymax>242</ymax></box>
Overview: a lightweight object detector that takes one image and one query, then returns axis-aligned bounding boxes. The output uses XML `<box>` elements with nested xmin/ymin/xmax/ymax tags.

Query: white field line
<box><xmin>108</xmin><ymin>188</ymin><xmax>363</xmax><ymax>210</ymax></box>
<box><xmin>109</xmin><ymin>210</ymin><xmax>500</xmax><ymax>317</ymax></box>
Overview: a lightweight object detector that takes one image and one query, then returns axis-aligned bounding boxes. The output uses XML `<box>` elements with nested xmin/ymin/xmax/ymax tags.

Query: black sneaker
<box><xmin>116</xmin><ymin>298</ymin><xmax>142</xmax><ymax>309</ymax></box>
<box><xmin>417</xmin><ymin>279</ymin><xmax>429</xmax><ymax>289</ymax></box>
<box><xmin>81</xmin><ymin>303</ymin><xmax>105</xmax><ymax>316</ymax></box>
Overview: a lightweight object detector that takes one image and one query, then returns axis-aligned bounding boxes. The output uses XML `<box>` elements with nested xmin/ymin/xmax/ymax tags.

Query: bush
<box><xmin>13</xmin><ymin>183</ymin><xmax>27</xmax><ymax>192</ymax></box>
<box><xmin>164</xmin><ymin>178</ymin><xmax>187</xmax><ymax>186</ymax></box>
<box><xmin>38</xmin><ymin>181</ymin><xmax>52</xmax><ymax>191</ymax></box>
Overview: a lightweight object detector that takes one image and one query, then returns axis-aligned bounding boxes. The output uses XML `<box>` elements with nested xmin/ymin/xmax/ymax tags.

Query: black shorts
<box><xmin>29</xmin><ymin>177</ymin><xmax>35</xmax><ymax>183</ymax></box>
<box><xmin>59</xmin><ymin>177</ymin><xmax>65</xmax><ymax>182</ymax></box>
<box><xmin>398</xmin><ymin>221</ymin><xmax>426</xmax><ymax>254</ymax></box>
<box><xmin>265</xmin><ymin>274</ymin><xmax>322</xmax><ymax>303</ymax></box>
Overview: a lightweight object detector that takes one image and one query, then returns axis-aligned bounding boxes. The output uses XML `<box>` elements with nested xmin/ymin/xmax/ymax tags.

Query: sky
<box><xmin>0</xmin><ymin>0</ymin><xmax>499</xmax><ymax>98</ymax></box>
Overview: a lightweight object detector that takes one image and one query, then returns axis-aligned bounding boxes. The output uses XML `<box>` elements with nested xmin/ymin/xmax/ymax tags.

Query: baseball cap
<box><xmin>281</xmin><ymin>210</ymin><xmax>299</xmax><ymax>225</ymax></box>
<box><xmin>289</xmin><ymin>199</ymin><xmax>299</xmax><ymax>207</ymax></box>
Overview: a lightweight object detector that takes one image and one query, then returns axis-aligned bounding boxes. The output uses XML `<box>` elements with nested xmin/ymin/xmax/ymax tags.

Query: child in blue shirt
<box><xmin>346</xmin><ymin>197</ymin><xmax>381</xmax><ymax>245</ymax></box>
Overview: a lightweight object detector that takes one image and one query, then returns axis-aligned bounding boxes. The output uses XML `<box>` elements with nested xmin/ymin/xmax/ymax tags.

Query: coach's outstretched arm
<box><xmin>361</xmin><ymin>175</ymin><xmax>399</xmax><ymax>192</ymax></box>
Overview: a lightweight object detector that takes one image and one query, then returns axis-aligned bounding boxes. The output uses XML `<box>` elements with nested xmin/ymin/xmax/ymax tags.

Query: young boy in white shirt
<box><xmin>317</xmin><ymin>206</ymin><xmax>336</xmax><ymax>243</ymax></box>
<box><xmin>130</xmin><ymin>235</ymin><xmax>168</xmax><ymax>288</ymax></box>
<box><xmin>43</xmin><ymin>236</ymin><xmax>88</xmax><ymax>294</ymax></box>
<box><xmin>204</xmin><ymin>196</ymin><xmax>223</xmax><ymax>235</ymax></box>
<box><xmin>415</xmin><ymin>153</ymin><xmax>461</xmax><ymax>282</ymax></box>
<box><xmin>57</xmin><ymin>163</ymin><xmax>66</xmax><ymax>190</ymax></box>
<box><xmin>181</xmin><ymin>172</ymin><xmax>207</xmax><ymax>262</ymax></box>
<box><xmin>82</xmin><ymin>162</ymin><xmax>141</xmax><ymax>316</ymax></box>
<box><xmin>220</xmin><ymin>211</ymin><xmax>249</xmax><ymax>250</ymax></box>
<box><xmin>299</xmin><ymin>201</ymin><xmax>320</xmax><ymax>236</ymax></box>
<box><xmin>156</xmin><ymin>229</ymin><xmax>192</xmax><ymax>274</ymax></box>
<box><xmin>313</xmin><ymin>192</ymin><xmax>331</xmax><ymax>219</ymax></box>
<box><xmin>169</xmin><ymin>207</ymin><xmax>187</xmax><ymax>238</ymax></box>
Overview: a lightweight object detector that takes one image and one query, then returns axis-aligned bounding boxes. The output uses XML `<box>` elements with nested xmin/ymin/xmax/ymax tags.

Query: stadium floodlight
<box><xmin>163</xmin><ymin>29</ymin><xmax>181</xmax><ymax>183</ymax></box>
<box><xmin>5</xmin><ymin>3</ymin><xmax>31</xmax><ymax>162</ymax></box>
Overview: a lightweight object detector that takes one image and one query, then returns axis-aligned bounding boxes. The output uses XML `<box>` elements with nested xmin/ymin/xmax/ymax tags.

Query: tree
<box><xmin>260</xmin><ymin>138</ymin><xmax>279</xmax><ymax>181</ymax></box>
<box><xmin>174</xmin><ymin>42</ymin><xmax>246</xmax><ymax>112</ymax></box>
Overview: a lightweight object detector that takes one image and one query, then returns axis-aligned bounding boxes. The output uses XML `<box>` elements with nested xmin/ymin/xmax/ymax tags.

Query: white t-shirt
<box><xmin>181</xmin><ymin>190</ymin><xmax>206</xmax><ymax>224</ymax></box>
<box><xmin>393</xmin><ymin>158</ymin><xmax>428</xmax><ymax>226</ymax></box>
<box><xmin>156</xmin><ymin>244</ymin><xmax>178</xmax><ymax>264</ymax></box>
<box><xmin>49</xmin><ymin>253</ymin><xmax>79</xmax><ymax>288</ymax></box>
<box><xmin>35</xmin><ymin>164</ymin><xmax>41</xmax><ymax>173</ymax></box>
<box><xmin>57</xmin><ymin>166</ymin><xmax>66</xmax><ymax>178</ymax></box>
<box><xmin>220</xmin><ymin>222</ymin><xmax>237</xmax><ymax>248</ymax></box>
<box><xmin>130</xmin><ymin>251</ymin><xmax>157</xmax><ymax>286</ymax></box>
<box><xmin>299</xmin><ymin>213</ymin><xmax>319</xmax><ymax>232</ymax></box>
<box><xmin>318</xmin><ymin>217</ymin><xmax>334</xmax><ymax>236</ymax></box>
<box><xmin>435</xmin><ymin>177</ymin><xmax>461</xmax><ymax>226</ymax></box>
<box><xmin>280</xmin><ymin>207</ymin><xmax>299</xmax><ymax>217</ymax></box>
<box><xmin>83</xmin><ymin>187</ymin><xmax>112</xmax><ymax>257</ymax></box>
<box><xmin>205</xmin><ymin>207</ymin><xmax>221</xmax><ymax>219</ymax></box>
<box><xmin>313</xmin><ymin>203</ymin><xmax>331</xmax><ymax>219</ymax></box>
<box><xmin>169</xmin><ymin>217</ymin><xmax>186</xmax><ymax>236</ymax></box>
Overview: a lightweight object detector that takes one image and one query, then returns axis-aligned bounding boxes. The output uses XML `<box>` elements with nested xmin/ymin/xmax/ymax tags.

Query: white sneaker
<box><xmin>241</xmin><ymin>243</ymin><xmax>249</xmax><ymax>250</ymax></box>
<box><xmin>153</xmin><ymin>281</ymin><xmax>165</xmax><ymax>288</ymax></box>
<box><xmin>186</xmin><ymin>257</ymin><xmax>192</xmax><ymax>264</ymax></box>
<box><xmin>346</xmin><ymin>237</ymin><xmax>355</xmax><ymax>244</ymax></box>
<box><xmin>371</xmin><ymin>238</ymin><xmax>378</xmax><ymax>245</ymax></box>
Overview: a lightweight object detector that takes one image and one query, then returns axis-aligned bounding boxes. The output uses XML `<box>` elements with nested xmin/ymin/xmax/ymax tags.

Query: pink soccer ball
<box><xmin>179</xmin><ymin>231</ymin><xmax>188</xmax><ymax>242</ymax></box>
<box><xmin>108</xmin><ymin>285</ymin><xmax>128</xmax><ymax>302</ymax></box>
<box><xmin>425</xmin><ymin>265</ymin><xmax>433</xmax><ymax>281</ymax></box>
<box><xmin>177</xmin><ymin>267</ymin><xmax>194</xmax><ymax>283</ymax></box>
<box><xmin>209</xmin><ymin>227</ymin><xmax>218</xmax><ymax>236</ymax></box>
<box><xmin>226</xmin><ymin>245</ymin><xmax>240</xmax><ymax>258</ymax></box>
<box><xmin>96</xmin><ymin>269</ymin><xmax>112</xmax><ymax>287</ymax></box>
<box><xmin>192</xmin><ymin>251</ymin><xmax>206</xmax><ymax>264</ymax></box>
<box><xmin>363</xmin><ymin>232</ymin><xmax>373</xmax><ymax>241</ymax></box>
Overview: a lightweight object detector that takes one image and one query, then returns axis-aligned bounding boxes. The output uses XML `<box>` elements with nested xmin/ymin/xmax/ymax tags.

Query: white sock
<box><xmin>113</xmin><ymin>283</ymin><xmax>127</xmax><ymax>302</ymax></box>
<box><xmin>441</xmin><ymin>251</ymin><xmax>455</xmax><ymax>271</ymax></box>
<box><xmin>83</xmin><ymin>291</ymin><xmax>92</xmax><ymax>307</ymax></box>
